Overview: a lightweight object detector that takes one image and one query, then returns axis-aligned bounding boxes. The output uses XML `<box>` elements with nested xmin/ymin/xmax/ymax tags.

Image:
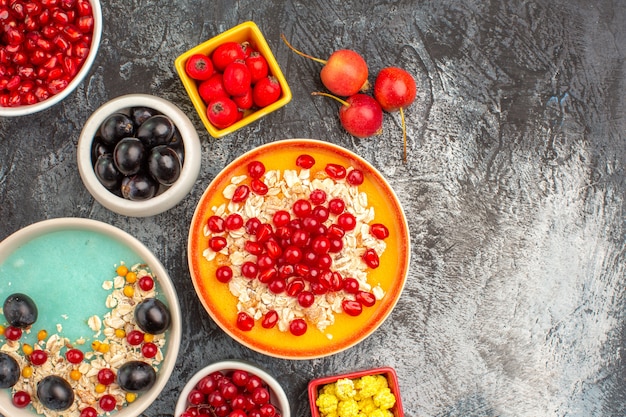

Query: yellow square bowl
<box><xmin>174</xmin><ymin>21</ymin><xmax>292</xmax><ymax>138</ymax></box>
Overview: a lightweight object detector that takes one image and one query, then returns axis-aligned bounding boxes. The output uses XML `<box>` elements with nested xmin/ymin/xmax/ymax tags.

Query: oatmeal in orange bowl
<box><xmin>187</xmin><ymin>139</ymin><xmax>410</xmax><ymax>359</ymax></box>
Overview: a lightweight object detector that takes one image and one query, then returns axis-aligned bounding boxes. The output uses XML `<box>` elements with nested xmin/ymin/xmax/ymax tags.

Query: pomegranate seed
<box><xmin>370</xmin><ymin>223</ymin><xmax>390</xmax><ymax>239</ymax></box>
<box><xmin>295</xmin><ymin>154</ymin><xmax>315</xmax><ymax>169</ymax></box>
<box><xmin>343</xmin><ymin>277</ymin><xmax>360</xmax><ymax>294</ymax></box>
<box><xmin>10</xmin><ymin>2</ymin><xmax>25</xmax><ymax>19</ymax></box>
<box><xmin>5</xmin><ymin>27</ymin><xmax>25</xmax><ymax>45</ymax></box>
<box><xmin>311</xmin><ymin>235</ymin><xmax>330</xmax><ymax>254</ymax></box>
<box><xmin>309</xmin><ymin>189</ymin><xmax>326</xmax><ymax>205</ymax></box>
<box><xmin>325</xmin><ymin>163</ymin><xmax>346</xmax><ymax>179</ymax></box>
<box><xmin>215</xmin><ymin>265</ymin><xmax>233</xmax><ymax>283</ymax></box>
<box><xmin>237</xmin><ymin>312</ymin><xmax>254</xmax><ymax>331</ymax></box>
<box><xmin>51</xmin><ymin>9</ymin><xmax>69</xmax><ymax>24</ymax></box>
<box><xmin>76</xmin><ymin>0</ymin><xmax>91</xmax><ymax>16</ymax></box>
<box><xmin>241</xmin><ymin>261</ymin><xmax>258</xmax><ymax>279</ymax></box>
<box><xmin>63</xmin><ymin>24</ymin><xmax>82</xmax><ymax>41</ymax></box>
<box><xmin>47</xmin><ymin>76</ymin><xmax>68</xmax><ymax>94</ymax></box>
<box><xmin>362</xmin><ymin>248</ymin><xmax>380</xmax><ymax>268</ymax></box>
<box><xmin>289</xmin><ymin>318</ymin><xmax>307</xmax><ymax>336</ymax></box>
<box><xmin>256</xmin><ymin>254</ymin><xmax>275</xmax><ymax>270</ymax></box>
<box><xmin>272</xmin><ymin>210</ymin><xmax>290</xmax><ymax>227</ymax></box>
<box><xmin>337</xmin><ymin>212</ymin><xmax>357</xmax><ymax>231</ymax></box>
<box><xmin>294</xmin><ymin>263</ymin><xmax>310</xmax><ymax>277</ymax></box>
<box><xmin>255</xmin><ymin>223</ymin><xmax>273</xmax><ymax>243</ymax></box>
<box><xmin>342</xmin><ymin>299</ymin><xmax>363</xmax><ymax>316</ymax></box>
<box><xmin>310</xmin><ymin>281</ymin><xmax>328</xmax><ymax>295</ymax></box>
<box><xmin>231</xmin><ymin>184</ymin><xmax>250</xmax><ymax>202</ymax></box>
<box><xmin>208</xmin><ymin>236</ymin><xmax>227</xmax><ymax>252</ymax></box>
<box><xmin>207</xmin><ymin>215</ymin><xmax>225</xmax><ymax>232</ymax></box>
<box><xmin>347</xmin><ymin>168</ymin><xmax>364</xmax><ymax>185</ymax></box>
<box><xmin>277</xmin><ymin>264</ymin><xmax>295</xmax><ymax>280</ymax></box>
<box><xmin>250</xmin><ymin>178</ymin><xmax>268</xmax><ymax>195</ymax></box>
<box><xmin>317</xmin><ymin>253</ymin><xmax>332</xmax><ymax>269</ymax></box>
<box><xmin>268</xmin><ymin>278</ymin><xmax>286</xmax><ymax>294</ymax></box>
<box><xmin>24</xmin><ymin>2</ymin><xmax>42</xmax><ymax>15</ymax></box>
<box><xmin>261</xmin><ymin>310</ymin><xmax>278</xmax><ymax>329</ymax></box>
<box><xmin>274</xmin><ymin>225</ymin><xmax>291</xmax><ymax>240</ymax></box>
<box><xmin>245</xmin><ymin>217</ymin><xmax>261</xmax><ymax>234</ymax></box>
<box><xmin>247</xmin><ymin>160</ymin><xmax>265</xmax><ymax>178</ymax></box>
<box><xmin>286</xmin><ymin>277</ymin><xmax>305</xmax><ymax>296</ymax></box>
<box><xmin>224</xmin><ymin>213</ymin><xmax>243</xmax><ymax>230</ymax></box>
<box><xmin>258</xmin><ymin>267</ymin><xmax>277</xmax><ymax>283</ymax></box>
<box><xmin>264</xmin><ymin>239</ymin><xmax>282</xmax><ymax>259</ymax></box>
<box><xmin>291</xmin><ymin>229</ymin><xmax>310</xmax><ymax>247</ymax></box>
<box><xmin>244</xmin><ymin>240</ymin><xmax>263</xmax><ymax>256</ymax></box>
<box><xmin>76</xmin><ymin>14</ymin><xmax>92</xmax><ymax>32</ymax></box>
<box><xmin>356</xmin><ymin>290</ymin><xmax>376</xmax><ymax>307</ymax></box>
<box><xmin>328</xmin><ymin>198</ymin><xmax>346</xmax><ymax>214</ymax></box>
<box><xmin>283</xmin><ymin>245</ymin><xmax>302</xmax><ymax>264</ymax></box>
<box><xmin>297</xmin><ymin>291</ymin><xmax>314</xmax><ymax>307</ymax></box>
<box><xmin>327</xmin><ymin>224</ymin><xmax>345</xmax><ymax>239</ymax></box>
<box><xmin>328</xmin><ymin>238</ymin><xmax>343</xmax><ymax>253</ymax></box>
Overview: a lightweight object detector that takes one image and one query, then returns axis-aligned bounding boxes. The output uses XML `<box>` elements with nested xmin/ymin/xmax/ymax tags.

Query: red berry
<box><xmin>98</xmin><ymin>368</ymin><xmax>115</xmax><ymax>385</ymax></box>
<box><xmin>259</xmin><ymin>403</ymin><xmax>277</xmax><ymax>417</ymax></box>
<box><xmin>126</xmin><ymin>330</ymin><xmax>144</xmax><ymax>346</ymax></box>
<box><xmin>346</xmin><ymin>168</ymin><xmax>364</xmax><ymax>185</ymax></box>
<box><xmin>138</xmin><ymin>275</ymin><xmax>154</xmax><ymax>291</ymax></box>
<box><xmin>80</xmin><ymin>407</ymin><xmax>98</xmax><ymax>417</ymax></box>
<box><xmin>142</xmin><ymin>342</ymin><xmax>158</xmax><ymax>358</ymax></box>
<box><xmin>225</xmin><ymin>213</ymin><xmax>244</xmax><ymax>230</ymax></box>
<box><xmin>223</xmin><ymin>60</ymin><xmax>252</xmax><ymax>96</ymax></box>
<box><xmin>207</xmin><ymin>97</ymin><xmax>241</xmax><ymax>129</ymax></box>
<box><xmin>65</xmin><ymin>348</ymin><xmax>84</xmax><ymax>364</ymax></box>
<box><xmin>252</xmin><ymin>75</ymin><xmax>281</xmax><ymax>108</ymax></box>
<box><xmin>245</xmin><ymin>52</ymin><xmax>269</xmax><ymax>83</ymax></box>
<box><xmin>30</xmin><ymin>350</ymin><xmax>48</xmax><ymax>365</ymax></box>
<box><xmin>198</xmin><ymin>73</ymin><xmax>228</xmax><ymax>103</ymax></box>
<box><xmin>328</xmin><ymin>198</ymin><xmax>346</xmax><ymax>214</ymax></box>
<box><xmin>251</xmin><ymin>386</ymin><xmax>270</xmax><ymax>405</ymax></box>
<box><xmin>362</xmin><ymin>248</ymin><xmax>380</xmax><ymax>268</ymax></box>
<box><xmin>99</xmin><ymin>394</ymin><xmax>116</xmax><ymax>412</ymax></box>
<box><xmin>247</xmin><ymin>160</ymin><xmax>266</xmax><ymax>179</ymax></box>
<box><xmin>188</xmin><ymin>389</ymin><xmax>205</xmax><ymax>405</ymax></box>
<box><xmin>342</xmin><ymin>277</ymin><xmax>360</xmax><ymax>294</ymax></box>
<box><xmin>309</xmin><ymin>189</ymin><xmax>326</xmax><ymax>205</ymax></box>
<box><xmin>185</xmin><ymin>53</ymin><xmax>214</xmax><ymax>81</ymax></box>
<box><xmin>12</xmin><ymin>391</ymin><xmax>30</xmax><ymax>408</ymax></box>
<box><xmin>4</xmin><ymin>326</ymin><xmax>22</xmax><ymax>341</ymax></box>
<box><xmin>231</xmin><ymin>369</ymin><xmax>249</xmax><ymax>387</ymax></box>
<box><xmin>211</xmin><ymin>42</ymin><xmax>245</xmax><ymax>71</ymax></box>
<box><xmin>297</xmin><ymin>291</ymin><xmax>315</xmax><ymax>307</ymax></box>
<box><xmin>337</xmin><ymin>212</ymin><xmax>357</xmax><ymax>231</ymax></box>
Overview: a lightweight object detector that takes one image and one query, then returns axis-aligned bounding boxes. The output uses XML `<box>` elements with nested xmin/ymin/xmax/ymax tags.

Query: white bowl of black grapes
<box><xmin>77</xmin><ymin>94</ymin><xmax>201</xmax><ymax>217</ymax></box>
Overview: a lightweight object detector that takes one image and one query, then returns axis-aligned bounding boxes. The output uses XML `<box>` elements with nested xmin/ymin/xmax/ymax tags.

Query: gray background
<box><xmin>1</xmin><ymin>0</ymin><xmax>625</xmax><ymax>416</ymax></box>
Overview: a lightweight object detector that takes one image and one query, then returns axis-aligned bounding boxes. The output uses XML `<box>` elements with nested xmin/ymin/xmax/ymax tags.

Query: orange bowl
<box><xmin>174</xmin><ymin>21</ymin><xmax>292</xmax><ymax>138</ymax></box>
<box><xmin>187</xmin><ymin>139</ymin><xmax>410</xmax><ymax>359</ymax></box>
<box><xmin>308</xmin><ymin>367</ymin><xmax>404</xmax><ymax>417</ymax></box>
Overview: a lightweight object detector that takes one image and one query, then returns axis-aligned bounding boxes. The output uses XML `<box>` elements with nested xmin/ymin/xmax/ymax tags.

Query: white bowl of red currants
<box><xmin>0</xmin><ymin>0</ymin><xmax>103</xmax><ymax>116</ymax></box>
<box><xmin>77</xmin><ymin>93</ymin><xmax>201</xmax><ymax>217</ymax></box>
<box><xmin>174</xmin><ymin>360</ymin><xmax>290</xmax><ymax>417</ymax></box>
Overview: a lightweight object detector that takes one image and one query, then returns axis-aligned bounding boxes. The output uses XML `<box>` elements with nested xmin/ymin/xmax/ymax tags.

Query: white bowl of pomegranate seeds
<box><xmin>188</xmin><ymin>139</ymin><xmax>410</xmax><ymax>359</ymax></box>
<box><xmin>174</xmin><ymin>360</ymin><xmax>290</xmax><ymax>417</ymax></box>
<box><xmin>77</xmin><ymin>93</ymin><xmax>201</xmax><ymax>217</ymax></box>
<box><xmin>0</xmin><ymin>0</ymin><xmax>102</xmax><ymax>116</ymax></box>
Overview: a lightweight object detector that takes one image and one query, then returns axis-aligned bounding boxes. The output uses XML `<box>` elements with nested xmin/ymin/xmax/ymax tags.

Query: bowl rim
<box><xmin>76</xmin><ymin>93</ymin><xmax>202</xmax><ymax>217</ymax></box>
<box><xmin>0</xmin><ymin>0</ymin><xmax>103</xmax><ymax>117</ymax></box>
<box><xmin>173</xmin><ymin>359</ymin><xmax>291</xmax><ymax>417</ymax></box>
<box><xmin>174</xmin><ymin>20</ymin><xmax>292</xmax><ymax>138</ymax></box>
<box><xmin>0</xmin><ymin>217</ymin><xmax>182</xmax><ymax>417</ymax></box>
<box><xmin>187</xmin><ymin>138</ymin><xmax>411</xmax><ymax>359</ymax></box>
<box><xmin>307</xmin><ymin>366</ymin><xmax>404</xmax><ymax>417</ymax></box>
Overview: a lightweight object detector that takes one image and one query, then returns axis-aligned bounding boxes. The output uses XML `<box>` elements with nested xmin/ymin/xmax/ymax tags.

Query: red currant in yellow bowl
<box><xmin>187</xmin><ymin>139</ymin><xmax>410</xmax><ymax>359</ymax></box>
<box><xmin>0</xmin><ymin>0</ymin><xmax>102</xmax><ymax>116</ymax></box>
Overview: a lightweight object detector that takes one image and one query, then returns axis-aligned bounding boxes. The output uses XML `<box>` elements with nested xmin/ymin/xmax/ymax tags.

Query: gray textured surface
<box><xmin>1</xmin><ymin>0</ymin><xmax>626</xmax><ymax>416</ymax></box>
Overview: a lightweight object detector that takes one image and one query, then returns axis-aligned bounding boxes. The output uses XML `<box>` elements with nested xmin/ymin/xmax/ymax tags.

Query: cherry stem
<box><xmin>400</xmin><ymin>107</ymin><xmax>407</xmax><ymax>163</ymax></box>
<box><xmin>311</xmin><ymin>91</ymin><xmax>350</xmax><ymax>107</ymax></box>
<box><xmin>281</xmin><ymin>34</ymin><xmax>328</xmax><ymax>65</ymax></box>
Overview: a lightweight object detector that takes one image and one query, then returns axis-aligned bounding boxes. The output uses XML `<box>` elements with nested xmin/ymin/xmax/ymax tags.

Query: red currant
<box><xmin>309</xmin><ymin>189</ymin><xmax>326</xmax><ymax>205</ymax></box>
<box><xmin>65</xmin><ymin>348</ymin><xmax>84</xmax><ymax>364</ymax></box>
<box><xmin>188</xmin><ymin>389</ymin><xmax>205</xmax><ymax>405</ymax></box>
<box><xmin>259</xmin><ymin>403</ymin><xmax>277</xmax><ymax>417</ymax></box>
<box><xmin>231</xmin><ymin>369</ymin><xmax>249</xmax><ymax>387</ymax></box>
<box><xmin>328</xmin><ymin>198</ymin><xmax>346</xmax><ymax>214</ymax></box>
<box><xmin>126</xmin><ymin>329</ymin><xmax>144</xmax><ymax>346</ymax></box>
<box><xmin>346</xmin><ymin>168</ymin><xmax>364</xmax><ymax>185</ymax></box>
<box><xmin>30</xmin><ymin>350</ymin><xmax>48</xmax><ymax>365</ymax></box>
<box><xmin>4</xmin><ymin>326</ymin><xmax>22</xmax><ymax>341</ymax></box>
<box><xmin>241</xmin><ymin>261</ymin><xmax>259</xmax><ymax>279</ymax></box>
<box><xmin>142</xmin><ymin>342</ymin><xmax>158</xmax><ymax>358</ymax></box>
<box><xmin>80</xmin><ymin>407</ymin><xmax>98</xmax><ymax>417</ymax></box>
<box><xmin>138</xmin><ymin>275</ymin><xmax>154</xmax><ymax>291</ymax></box>
<box><xmin>99</xmin><ymin>394</ymin><xmax>116</xmax><ymax>412</ymax></box>
<box><xmin>292</xmin><ymin>199</ymin><xmax>312</xmax><ymax>217</ymax></box>
<box><xmin>97</xmin><ymin>368</ymin><xmax>115</xmax><ymax>385</ymax></box>
<box><xmin>342</xmin><ymin>277</ymin><xmax>360</xmax><ymax>294</ymax></box>
<box><xmin>337</xmin><ymin>212</ymin><xmax>357</xmax><ymax>231</ymax></box>
<box><xmin>12</xmin><ymin>391</ymin><xmax>30</xmax><ymax>408</ymax></box>
<box><xmin>252</xmin><ymin>386</ymin><xmax>270</xmax><ymax>405</ymax></box>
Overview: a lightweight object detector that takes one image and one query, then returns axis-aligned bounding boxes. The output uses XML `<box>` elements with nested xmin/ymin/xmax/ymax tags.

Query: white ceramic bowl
<box><xmin>0</xmin><ymin>0</ymin><xmax>103</xmax><ymax>117</ymax></box>
<box><xmin>174</xmin><ymin>360</ymin><xmax>291</xmax><ymax>417</ymax></box>
<box><xmin>0</xmin><ymin>217</ymin><xmax>181</xmax><ymax>417</ymax></box>
<box><xmin>77</xmin><ymin>93</ymin><xmax>201</xmax><ymax>217</ymax></box>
